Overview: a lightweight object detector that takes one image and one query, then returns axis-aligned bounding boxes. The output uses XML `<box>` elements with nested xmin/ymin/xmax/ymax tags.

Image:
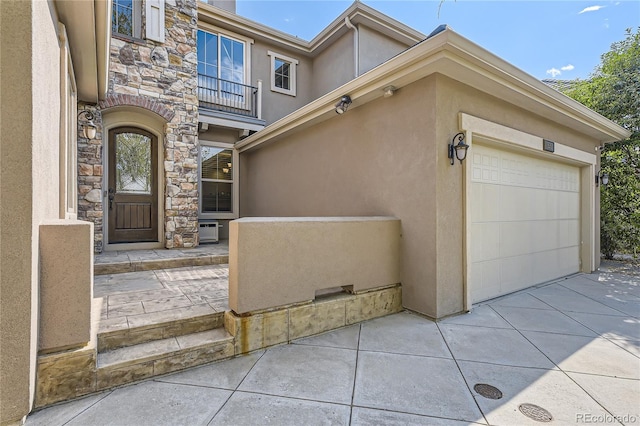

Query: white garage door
<box><xmin>470</xmin><ymin>144</ymin><xmax>581</xmax><ymax>303</ymax></box>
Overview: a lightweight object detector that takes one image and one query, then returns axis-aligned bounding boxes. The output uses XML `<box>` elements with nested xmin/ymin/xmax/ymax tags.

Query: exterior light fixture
<box><xmin>78</xmin><ymin>110</ymin><xmax>97</xmax><ymax>139</ymax></box>
<box><xmin>448</xmin><ymin>132</ymin><xmax>469</xmax><ymax>165</ymax></box>
<box><xmin>596</xmin><ymin>170</ymin><xmax>609</xmax><ymax>187</ymax></box>
<box><xmin>382</xmin><ymin>86</ymin><xmax>396</xmax><ymax>98</ymax></box>
<box><xmin>335</xmin><ymin>95</ymin><xmax>352</xmax><ymax>114</ymax></box>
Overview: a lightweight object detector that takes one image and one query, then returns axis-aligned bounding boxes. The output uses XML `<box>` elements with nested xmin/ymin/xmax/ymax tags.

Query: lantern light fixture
<box><xmin>78</xmin><ymin>110</ymin><xmax>97</xmax><ymax>139</ymax></box>
<box><xmin>596</xmin><ymin>170</ymin><xmax>609</xmax><ymax>187</ymax></box>
<box><xmin>448</xmin><ymin>132</ymin><xmax>469</xmax><ymax>165</ymax></box>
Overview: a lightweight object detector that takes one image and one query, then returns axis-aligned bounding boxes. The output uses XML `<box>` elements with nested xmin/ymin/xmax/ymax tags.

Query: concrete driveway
<box><xmin>27</xmin><ymin>267</ymin><xmax>639</xmax><ymax>425</ymax></box>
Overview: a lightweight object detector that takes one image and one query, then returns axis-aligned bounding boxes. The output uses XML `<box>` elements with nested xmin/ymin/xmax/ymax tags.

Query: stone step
<box><xmin>98</xmin><ymin>306</ymin><xmax>225</xmax><ymax>352</ymax></box>
<box><xmin>94</xmin><ymin>254</ymin><xmax>229</xmax><ymax>275</ymax></box>
<box><xmin>96</xmin><ymin>329</ymin><xmax>234</xmax><ymax>390</ymax></box>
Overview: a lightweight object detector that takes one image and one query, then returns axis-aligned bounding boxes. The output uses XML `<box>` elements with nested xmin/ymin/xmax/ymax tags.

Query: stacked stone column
<box><xmin>78</xmin><ymin>0</ymin><xmax>200</xmax><ymax>251</ymax></box>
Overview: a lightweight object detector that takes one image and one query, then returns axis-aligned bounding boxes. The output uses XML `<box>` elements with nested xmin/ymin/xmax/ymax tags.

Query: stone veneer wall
<box><xmin>78</xmin><ymin>0</ymin><xmax>200</xmax><ymax>252</ymax></box>
<box><xmin>77</xmin><ymin>105</ymin><xmax>104</xmax><ymax>253</ymax></box>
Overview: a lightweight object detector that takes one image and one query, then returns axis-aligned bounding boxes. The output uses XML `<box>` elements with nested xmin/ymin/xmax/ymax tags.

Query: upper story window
<box><xmin>268</xmin><ymin>51</ymin><xmax>298</xmax><ymax>96</ymax></box>
<box><xmin>198</xmin><ymin>29</ymin><xmax>253</xmax><ymax>111</ymax></box>
<box><xmin>198</xmin><ymin>29</ymin><xmax>246</xmax><ymax>84</ymax></box>
<box><xmin>112</xmin><ymin>0</ymin><xmax>142</xmax><ymax>39</ymax></box>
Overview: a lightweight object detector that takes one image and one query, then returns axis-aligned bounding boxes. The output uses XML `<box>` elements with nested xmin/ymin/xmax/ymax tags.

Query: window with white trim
<box><xmin>112</xmin><ymin>0</ymin><xmax>142</xmax><ymax>39</ymax></box>
<box><xmin>197</xmin><ymin>29</ymin><xmax>249</xmax><ymax>108</ymax></box>
<box><xmin>268</xmin><ymin>51</ymin><xmax>298</xmax><ymax>96</ymax></box>
<box><xmin>199</xmin><ymin>142</ymin><xmax>239</xmax><ymax>219</ymax></box>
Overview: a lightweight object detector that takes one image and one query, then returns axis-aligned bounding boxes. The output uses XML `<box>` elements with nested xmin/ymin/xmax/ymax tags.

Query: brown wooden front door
<box><xmin>108</xmin><ymin>127</ymin><xmax>158</xmax><ymax>243</ymax></box>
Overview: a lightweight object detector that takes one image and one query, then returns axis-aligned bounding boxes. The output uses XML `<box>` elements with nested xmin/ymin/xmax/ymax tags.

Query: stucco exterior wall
<box><xmin>432</xmin><ymin>73</ymin><xmax>602</xmax><ymax>317</ymax></box>
<box><xmin>240</xmin><ymin>76</ymin><xmax>439</xmax><ymax>317</ymax></box>
<box><xmin>311</xmin><ymin>32</ymin><xmax>355</xmax><ymax>99</ymax></box>
<box><xmin>251</xmin><ymin>41</ymin><xmax>314</xmax><ymax>125</ymax></box>
<box><xmin>0</xmin><ymin>1</ymin><xmax>62</xmax><ymax>423</ymax></box>
<box><xmin>229</xmin><ymin>217</ymin><xmax>402</xmax><ymax>314</ymax></box>
<box><xmin>358</xmin><ymin>25</ymin><xmax>411</xmax><ymax>75</ymax></box>
<box><xmin>241</xmin><ymin>72</ymin><xmax>604</xmax><ymax>319</ymax></box>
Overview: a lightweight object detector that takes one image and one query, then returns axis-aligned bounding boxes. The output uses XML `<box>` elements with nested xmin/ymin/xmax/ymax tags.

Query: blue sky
<box><xmin>236</xmin><ymin>0</ymin><xmax>639</xmax><ymax>81</ymax></box>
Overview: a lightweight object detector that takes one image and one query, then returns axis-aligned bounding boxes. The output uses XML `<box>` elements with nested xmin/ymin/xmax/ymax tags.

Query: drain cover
<box><xmin>518</xmin><ymin>403</ymin><xmax>553</xmax><ymax>422</ymax></box>
<box><xmin>473</xmin><ymin>383</ymin><xmax>503</xmax><ymax>400</ymax></box>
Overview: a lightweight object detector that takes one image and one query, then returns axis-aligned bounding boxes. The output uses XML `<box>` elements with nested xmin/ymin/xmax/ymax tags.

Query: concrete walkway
<box><xmin>27</xmin><ymin>268</ymin><xmax>639</xmax><ymax>425</ymax></box>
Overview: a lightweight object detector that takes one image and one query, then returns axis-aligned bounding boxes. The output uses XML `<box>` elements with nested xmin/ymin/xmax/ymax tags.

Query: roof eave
<box><xmin>197</xmin><ymin>1</ymin><xmax>425</xmax><ymax>57</ymax></box>
<box><xmin>237</xmin><ymin>29</ymin><xmax>629</xmax><ymax>153</ymax></box>
<box><xmin>55</xmin><ymin>0</ymin><xmax>111</xmax><ymax>103</ymax></box>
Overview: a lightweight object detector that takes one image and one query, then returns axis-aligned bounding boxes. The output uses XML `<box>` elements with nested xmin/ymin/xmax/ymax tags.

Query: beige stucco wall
<box><xmin>241</xmin><ymin>72</ymin><xmax>604</xmax><ymax>319</ymax></box>
<box><xmin>251</xmin><ymin>41</ymin><xmax>314</xmax><ymax>125</ymax></box>
<box><xmin>311</xmin><ymin>32</ymin><xmax>355</xmax><ymax>99</ymax></box>
<box><xmin>432</xmin><ymin>74</ymin><xmax>602</xmax><ymax>317</ymax></box>
<box><xmin>229</xmin><ymin>217</ymin><xmax>401</xmax><ymax>313</ymax></box>
<box><xmin>358</xmin><ymin>25</ymin><xmax>411</xmax><ymax>75</ymax></box>
<box><xmin>39</xmin><ymin>221</ymin><xmax>94</xmax><ymax>353</ymax></box>
<box><xmin>1</xmin><ymin>1</ymin><xmax>62</xmax><ymax>423</ymax></box>
<box><xmin>207</xmin><ymin>0</ymin><xmax>236</xmax><ymax>14</ymax></box>
<box><xmin>241</xmin><ymin>76</ymin><xmax>439</xmax><ymax>316</ymax></box>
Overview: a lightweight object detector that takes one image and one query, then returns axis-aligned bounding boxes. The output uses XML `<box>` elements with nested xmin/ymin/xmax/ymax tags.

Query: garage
<box><xmin>469</xmin><ymin>143</ymin><xmax>581</xmax><ymax>303</ymax></box>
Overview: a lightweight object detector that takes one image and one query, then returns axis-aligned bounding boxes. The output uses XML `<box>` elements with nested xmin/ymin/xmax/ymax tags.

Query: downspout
<box><xmin>345</xmin><ymin>16</ymin><xmax>359</xmax><ymax>78</ymax></box>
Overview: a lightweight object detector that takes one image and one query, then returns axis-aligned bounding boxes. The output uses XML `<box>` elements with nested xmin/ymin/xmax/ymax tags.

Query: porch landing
<box><xmin>94</xmin><ymin>241</ymin><xmax>229</xmax><ymax>275</ymax></box>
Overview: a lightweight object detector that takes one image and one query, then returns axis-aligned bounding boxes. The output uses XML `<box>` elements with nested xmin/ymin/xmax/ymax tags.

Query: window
<box><xmin>112</xmin><ymin>0</ymin><xmax>141</xmax><ymax>39</ymax></box>
<box><xmin>199</xmin><ymin>142</ymin><xmax>238</xmax><ymax>218</ymax></box>
<box><xmin>268</xmin><ymin>51</ymin><xmax>298</xmax><ymax>96</ymax></box>
<box><xmin>197</xmin><ymin>29</ymin><xmax>247</xmax><ymax>105</ymax></box>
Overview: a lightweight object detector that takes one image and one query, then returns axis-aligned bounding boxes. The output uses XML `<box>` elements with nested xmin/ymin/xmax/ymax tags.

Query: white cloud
<box><xmin>561</xmin><ymin>64</ymin><xmax>575</xmax><ymax>71</ymax></box>
<box><xmin>546</xmin><ymin>68</ymin><xmax>562</xmax><ymax>78</ymax></box>
<box><xmin>579</xmin><ymin>5</ymin><xmax>605</xmax><ymax>14</ymax></box>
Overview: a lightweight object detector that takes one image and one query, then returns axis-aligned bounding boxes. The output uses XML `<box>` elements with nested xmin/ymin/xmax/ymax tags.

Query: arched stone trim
<box><xmin>99</xmin><ymin>95</ymin><xmax>175</xmax><ymax>122</ymax></box>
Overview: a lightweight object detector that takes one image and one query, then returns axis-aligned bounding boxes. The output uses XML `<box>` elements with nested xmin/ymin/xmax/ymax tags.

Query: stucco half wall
<box><xmin>229</xmin><ymin>217</ymin><xmax>401</xmax><ymax>314</ymax></box>
<box><xmin>240</xmin><ymin>73</ymin><xmax>609</xmax><ymax>319</ymax></box>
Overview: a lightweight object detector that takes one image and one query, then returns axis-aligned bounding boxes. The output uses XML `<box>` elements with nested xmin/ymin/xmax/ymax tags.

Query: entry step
<box><xmin>94</xmin><ymin>243</ymin><xmax>229</xmax><ymax>275</ymax></box>
<box><xmin>96</xmin><ymin>328</ymin><xmax>234</xmax><ymax>390</ymax></box>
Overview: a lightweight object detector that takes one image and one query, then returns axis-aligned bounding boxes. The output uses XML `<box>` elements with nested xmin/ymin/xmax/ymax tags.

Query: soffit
<box><xmin>236</xmin><ymin>29</ymin><xmax>630</xmax><ymax>153</ymax></box>
<box><xmin>55</xmin><ymin>0</ymin><xmax>111</xmax><ymax>103</ymax></box>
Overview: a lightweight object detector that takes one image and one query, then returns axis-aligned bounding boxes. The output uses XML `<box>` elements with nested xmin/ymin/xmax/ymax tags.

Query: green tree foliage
<box><xmin>562</xmin><ymin>28</ymin><xmax>640</xmax><ymax>258</ymax></box>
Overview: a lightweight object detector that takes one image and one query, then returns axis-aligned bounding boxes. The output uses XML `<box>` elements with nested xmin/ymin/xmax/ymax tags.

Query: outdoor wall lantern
<box><xmin>78</xmin><ymin>110</ymin><xmax>97</xmax><ymax>139</ymax></box>
<box><xmin>596</xmin><ymin>170</ymin><xmax>609</xmax><ymax>187</ymax></box>
<box><xmin>335</xmin><ymin>95</ymin><xmax>352</xmax><ymax>114</ymax></box>
<box><xmin>448</xmin><ymin>132</ymin><xmax>469</xmax><ymax>165</ymax></box>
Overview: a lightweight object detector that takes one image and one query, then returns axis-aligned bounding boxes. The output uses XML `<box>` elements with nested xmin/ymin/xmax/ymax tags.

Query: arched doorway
<box><xmin>108</xmin><ymin>126</ymin><xmax>159</xmax><ymax>243</ymax></box>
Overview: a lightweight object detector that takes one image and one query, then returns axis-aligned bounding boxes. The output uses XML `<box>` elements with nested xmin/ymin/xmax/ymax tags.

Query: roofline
<box><xmin>197</xmin><ymin>1</ymin><xmax>425</xmax><ymax>56</ymax></box>
<box><xmin>55</xmin><ymin>0</ymin><xmax>111</xmax><ymax>102</ymax></box>
<box><xmin>236</xmin><ymin>28</ymin><xmax>630</xmax><ymax>153</ymax></box>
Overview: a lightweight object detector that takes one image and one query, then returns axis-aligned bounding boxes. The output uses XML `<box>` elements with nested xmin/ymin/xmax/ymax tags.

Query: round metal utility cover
<box><xmin>518</xmin><ymin>403</ymin><xmax>553</xmax><ymax>422</ymax></box>
<box><xmin>473</xmin><ymin>384</ymin><xmax>503</xmax><ymax>400</ymax></box>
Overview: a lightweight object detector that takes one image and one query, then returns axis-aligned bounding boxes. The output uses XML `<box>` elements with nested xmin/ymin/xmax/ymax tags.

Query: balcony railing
<box><xmin>198</xmin><ymin>74</ymin><xmax>261</xmax><ymax>119</ymax></box>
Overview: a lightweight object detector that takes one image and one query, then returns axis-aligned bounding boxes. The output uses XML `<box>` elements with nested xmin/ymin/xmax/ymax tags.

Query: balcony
<box><xmin>198</xmin><ymin>74</ymin><xmax>263</xmax><ymax>123</ymax></box>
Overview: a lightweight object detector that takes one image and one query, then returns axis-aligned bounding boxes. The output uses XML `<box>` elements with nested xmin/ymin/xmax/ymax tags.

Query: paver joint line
<box><xmin>27</xmin><ymin>268</ymin><xmax>639</xmax><ymax>425</ymax></box>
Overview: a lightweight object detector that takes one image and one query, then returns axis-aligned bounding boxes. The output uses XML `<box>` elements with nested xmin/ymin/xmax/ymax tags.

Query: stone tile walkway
<box><xmin>96</xmin><ymin>265</ymin><xmax>229</xmax><ymax>334</ymax></box>
<box><xmin>28</xmin><ymin>267</ymin><xmax>639</xmax><ymax>425</ymax></box>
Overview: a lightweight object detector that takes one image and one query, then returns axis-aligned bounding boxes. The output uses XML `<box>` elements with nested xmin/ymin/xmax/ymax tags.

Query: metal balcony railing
<box><xmin>198</xmin><ymin>74</ymin><xmax>261</xmax><ymax>119</ymax></box>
